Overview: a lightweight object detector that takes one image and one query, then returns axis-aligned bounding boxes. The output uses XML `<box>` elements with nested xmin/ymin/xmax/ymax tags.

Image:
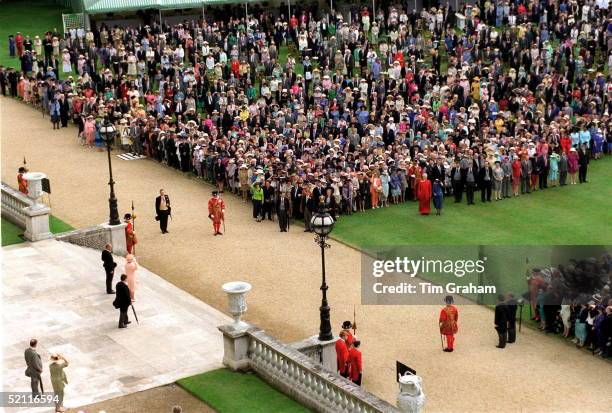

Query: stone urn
<box><xmin>397</xmin><ymin>372</ymin><xmax>426</xmax><ymax>413</ymax></box>
<box><xmin>23</xmin><ymin>172</ymin><xmax>46</xmax><ymax>209</ymax></box>
<box><xmin>222</xmin><ymin>281</ymin><xmax>252</xmax><ymax>328</ymax></box>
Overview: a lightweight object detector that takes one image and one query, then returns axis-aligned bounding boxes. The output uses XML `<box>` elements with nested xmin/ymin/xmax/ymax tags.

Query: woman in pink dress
<box><xmin>567</xmin><ymin>147</ymin><xmax>579</xmax><ymax>185</ymax></box>
<box><xmin>83</xmin><ymin>115</ymin><xmax>96</xmax><ymax>148</ymax></box>
<box><xmin>124</xmin><ymin>254</ymin><xmax>139</xmax><ymax>301</ymax></box>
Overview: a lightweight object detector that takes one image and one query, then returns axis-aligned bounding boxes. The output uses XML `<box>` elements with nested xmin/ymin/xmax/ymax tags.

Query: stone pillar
<box><xmin>218</xmin><ymin>324</ymin><xmax>256</xmax><ymax>371</ymax></box>
<box><xmin>102</xmin><ymin>222</ymin><xmax>127</xmax><ymax>256</ymax></box>
<box><xmin>291</xmin><ymin>335</ymin><xmax>338</xmax><ymax>373</ymax></box>
<box><xmin>23</xmin><ymin>205</ymin><xmax>52</xmax><ymax>241</ymax></box>
<box><xmin>318</xmin><ymin>336</ymin><xmax>338</xmax><ymax>373</ymax></box>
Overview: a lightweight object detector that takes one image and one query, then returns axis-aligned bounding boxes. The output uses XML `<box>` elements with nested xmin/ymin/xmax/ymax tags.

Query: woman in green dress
<box><xmin>49</xmin><ymin>353</ymin><xmax>69</xmax><ymax>412</ymax></box>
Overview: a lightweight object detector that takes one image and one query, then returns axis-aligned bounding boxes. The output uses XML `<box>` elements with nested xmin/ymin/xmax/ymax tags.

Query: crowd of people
<box><xmin>526</xmin><ymin>254</ymin><xmax>612</xmax><ymax>358</ymax></box>
<box><xmin>0</xmin><ymin>0</ymin><xmax>610</xmax><ymax>223</ymax></box>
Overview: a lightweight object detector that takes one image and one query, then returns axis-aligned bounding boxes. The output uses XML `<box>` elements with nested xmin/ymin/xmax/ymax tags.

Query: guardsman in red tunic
<box><xmin>335</xmin><ymin>331</ymin><xmax>349</xmax><ymax>378</ymax></box>
<box><xmin>207</xmin><ymin>191</ymin><xmax>225</xmax><ymax>236</ymax></box>
<box><xmin>124</xmin><ymin>213</ymin><xmax>136</xmax><ymax>254</ymax></box>
<box><xmin>439</xmin><ymin>295</ymin><xmax>459</xmax><ymax>352</ymax></box>
<box><xmin>341</xmin><ymin>320</ymin><xmax>355</xmax><ymax>345</ymax></box>
<box><xmin>348</xmin><ymin>340</ymin><xmax>363</xmax><ymax>386</ymax></box>
<box><xmin>17</xmin><ymin>167</ymin><xmax>28</xmax><ymax>194</ymax></box>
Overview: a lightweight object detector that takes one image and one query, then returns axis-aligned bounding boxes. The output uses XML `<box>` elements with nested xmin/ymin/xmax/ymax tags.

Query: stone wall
<box><xmin>219</xmin><ymin>324</ymin><xmax>398</xmax><ymax>413</ymax></box>
<box><xmin>55</xmin><ymin>226</ymin><xmax>109</xmax><ymax>250</ymax></box>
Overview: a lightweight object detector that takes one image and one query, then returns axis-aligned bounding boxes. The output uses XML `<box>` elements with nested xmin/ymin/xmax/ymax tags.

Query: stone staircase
<box><xmin>2</xmin><ymin>239</ymin><xmax>230</xmax><ymax>412</ymax></box>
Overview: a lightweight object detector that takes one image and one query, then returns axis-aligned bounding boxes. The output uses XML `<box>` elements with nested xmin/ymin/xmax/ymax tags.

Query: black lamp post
<box><xmin>100</xmin><ymin>120</ymin><xmax>120</xmax><ymax>226</ymax></box>
<box><xmin>310</xmin><ymin>200</ymin><xmax>336</xmax><ymax>341</ymax></box>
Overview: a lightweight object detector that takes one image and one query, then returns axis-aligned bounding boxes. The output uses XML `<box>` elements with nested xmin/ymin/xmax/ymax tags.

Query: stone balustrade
<box><xmin>1</xmin><ymin>182</ymin><xmax>52</xmax><ymax>241</ymax></box>
<box><xmin>219</xmin><ymin>324</ymin><xmax>398</xmax><ymax>413</ymax></box>
<box><xmin>1</xmin><ymin>182</ymin><xmax>33</xmax><ymax>227</ymax></box>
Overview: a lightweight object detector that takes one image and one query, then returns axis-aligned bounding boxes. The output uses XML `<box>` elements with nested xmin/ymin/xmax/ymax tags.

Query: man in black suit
<box><xmin>506</xmin><ymin>293</ymin><xmax>518</xmax><ymax>343</ymax></box>
<box><xmin>113</xmin><ymin>274</ymin><xmax>132</xmax><ymax>329</ymax></box>
<box><xmin>495</xmin><ymin>294</ymin><xmax>508</xmax><ymax>348</ymax></box>
<box><xmin>155</xmin><ymin>189</ymin><xmax>171</xmax><ymax>233</ymax></box>
<box><xmin>578</xmin><ymin>143</ymin><xmax>589</xmax><ymax>183</ymax></box>
<box><xmin>276</xmin><ymin>191</ymin><xmax>291</xmax><ymax>232</ymax></box>
<box><xmin>478</xmin><ymin>161</ymin><xmax>493</xmax><ymax>202</ymax></box>
<box><xmin>101</xmin><ymin>243</ymin><xmax>117</xmax><ymax>294</ymax></box>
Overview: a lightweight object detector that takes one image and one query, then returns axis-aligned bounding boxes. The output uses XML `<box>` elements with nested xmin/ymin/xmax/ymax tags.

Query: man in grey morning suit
<box><xmin>24</xmin><ymin>338</ymin><xmax>43</xmax><ymax>395</ymax></box>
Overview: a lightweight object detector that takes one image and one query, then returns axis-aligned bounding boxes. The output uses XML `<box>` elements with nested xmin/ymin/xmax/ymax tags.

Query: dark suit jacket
<box><xmin>495</xmin><ymin>303</ymin><xmax>508</xmax><ymax>332</ymax></box>
<box><xmin>24</xmin><ymin>347</ymin><xmax>43</xmax><ymax>377</ymax></box>
<box><xmin>155</xmin><ymin>195</ymin><xmax>171</xmax><ymax>216</ymax></box>
<box><xmin>101</xmin><ymin>249</ymin><xmax>116</xmax><ymax>270</ymax></box>
<box><xmin>114</xmin><ymin>281</ymin><xmax>131</xmax><ymax>311</ymax></box>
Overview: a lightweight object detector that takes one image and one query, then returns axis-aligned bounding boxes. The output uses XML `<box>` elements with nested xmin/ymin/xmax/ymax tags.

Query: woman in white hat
<box><xmin>49</xmin><ymin>353</ymin><xmax>69</xmax><ymax>412</ymax></box>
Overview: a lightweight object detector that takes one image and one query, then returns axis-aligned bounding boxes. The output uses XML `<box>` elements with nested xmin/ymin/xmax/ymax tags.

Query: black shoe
<box><xmin>107</xmin><ymin>290</ymin><xmax>115</xmax><ymax>294</ymax></box>
<box><xmin>119</xmin><ymin>325</ymin><xmax>127</xmax><ymax>329</ymax></box>
<box><xmin>496</xmin><ymin>345</ymin><xmax>505</xmax><ymax>348</ymax></box>
<box><xmin>217</xmin><ymin>232</ymin><xmax>223</xmax><ymax>235</ymax></box>
<box><xmin>443</xmin><ymin>348</ymin><xmax>450</xmax><ymax>352</ymax></box>
<box><xmin>214</xmin><ymin>232</ymin><xmax>218</xmax><ymax>236</ymax></box>
<box><xmin>126</xmin><ymin>321</ymin><xmax>131</xmax><ymax>324</ymax></box>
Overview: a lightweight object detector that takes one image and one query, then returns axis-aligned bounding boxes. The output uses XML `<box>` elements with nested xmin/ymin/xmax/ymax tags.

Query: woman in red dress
<box><xmin>416</xmin><ymin>173</ymin><xmax>432</xmax><ymax>215</ymax></box>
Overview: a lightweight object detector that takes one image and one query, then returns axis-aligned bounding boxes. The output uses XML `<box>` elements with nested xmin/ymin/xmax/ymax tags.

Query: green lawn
<box><xmin>0</xmin><ymin>0</ymin><xmax>69</xmax><ymax>70</ymax></box>
<box><xmin>1</xmin><ymin>215</ymin><xmax>74</xmax><ymax>246</ymax></box>
<box><xmin>178</xmin><ymin>369</ymin><xmax>311</xmax><ymax>413</ymax></box>
<box><xmin>333</xmin><ymin>157</ymin><xmax>612</xmax><ymax>247</ymax></box>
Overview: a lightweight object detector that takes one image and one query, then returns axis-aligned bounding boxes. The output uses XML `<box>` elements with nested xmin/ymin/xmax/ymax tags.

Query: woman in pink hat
<box><xmin>124</xmin><ymin>254</ymin><xmax>139</xmax><ymax>301</ymax></box>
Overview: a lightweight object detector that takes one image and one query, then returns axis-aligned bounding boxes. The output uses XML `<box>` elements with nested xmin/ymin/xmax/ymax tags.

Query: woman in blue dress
<box><xmin>94</xmin><ymin>118</ymin><xmax>105</xmax><ymax>151</ymax></box>
<box><xmin>548</xmin><ymin>151</ymin><xmax>560</xmax><ymax>186</ymax></box>
<box><xmin>432</xmin><ymin>179</ymin><xmax>444</xmax><ymax>215</ymax></box>
<box><xmin>380</xmin><ymin>169</ymin><xmax>390</xmax><ymax>207</ymax></box>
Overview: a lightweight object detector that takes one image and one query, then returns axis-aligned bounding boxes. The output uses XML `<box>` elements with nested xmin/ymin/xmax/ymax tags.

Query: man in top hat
<box><xmin>155</xmin><ymin>188</ymin><xmax>171</xmax><ymax>234</ymax></box>
<box><xmin>124</xmin><ymin>213</ymin><xmax>136</xmax><ymax>254</ymax></box>
<box><xmin>276</xmin><ymin>190</ymin><xmax>291</xmax><ymax>232</ymax></box>
<box><xmin>17</xmin><ymin>166</ymin><xmax>28</xmax><ymax>194</ymax></box>
<box><xmin>439</xmin><ymin>295</ymin><xmax>459</xmax><ymax>352</ymax></box>
<box><xmin>208</xmin><ymin>190</ymin><xmax>225</xmax><ymax>235</ymax></box>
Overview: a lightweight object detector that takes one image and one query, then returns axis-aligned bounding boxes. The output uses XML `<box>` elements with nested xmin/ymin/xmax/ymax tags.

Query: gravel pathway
<box><xmin>2</xmin><ymin>97</ymin><xmax>610</xmax><ymax>412</ymax></box>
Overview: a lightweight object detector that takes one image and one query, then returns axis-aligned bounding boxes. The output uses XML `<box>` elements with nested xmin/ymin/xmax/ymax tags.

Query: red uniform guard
<box><xmin>124</xmin><ymin>213</ymin><xmax>136</xmax><ymax>254</ymax></box>
<box><xmin>335</xmin><ymin>331</ymin><xmax>349</xmax><ymax>378</ymax></box>
<box><xmin>208</xmin><ymin>191</ymin><xmax>225</xmax><ymax>236</ymax></box>
<box><xmin>348</xmin><ymin>340</ymin><xmax>363</xmax><ymax>386</ymax></box>
<box><xmin>439</xmin><ymin>295</ymin><xmax>459</xmax><ymax>352</ymax></box>
<box><xmin>17</xmin><ymin>167</ymin><xmax>28</xmax><ymax>194</ymax></box>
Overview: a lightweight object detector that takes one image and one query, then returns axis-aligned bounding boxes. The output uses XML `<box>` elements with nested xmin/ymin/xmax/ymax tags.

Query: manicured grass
<box><xmin>1</xmin><ymin>218</ymin><xmax>24</xmax><ymax>246</ymax></box>
<box><xmin>1</xmin><ymin>215</ymin><xmax>75</xmax><ymax>246</ymax></box>
<box><xmin>0</xmin><ymin>0</ymin><xmax>69</xmax><ymax>70</ymax></box>
<box><xmin>178</xmin><ymin>369</ymin><xmax>311</xmax><ymax>413</ymax></box>
<box><xmin>333</xmin><ymin>157</ymin><xmax>612</xmax><ymax>247</ymax></box>
<box><xmin>49</xmin><ymin>214</ymin><xmax>75</xmax><ymax>233</ymax></box>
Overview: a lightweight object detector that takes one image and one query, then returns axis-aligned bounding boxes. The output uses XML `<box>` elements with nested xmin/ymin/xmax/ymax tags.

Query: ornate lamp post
<box><xmin>100</xmin><ymin>120</ymin><xmax>120</xmax><ymax>226</ymax></box>
<box><xmin>310</xmin><ymin>199</ymin><xmax>336</xmax><ymax>341</ymax></box>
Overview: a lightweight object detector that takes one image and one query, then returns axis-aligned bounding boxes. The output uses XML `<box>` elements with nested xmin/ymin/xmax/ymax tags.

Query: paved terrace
<box><xmin>2</xmin><ymin>239</ymin><xmax>229</xmax><ymax>413</ymax></box>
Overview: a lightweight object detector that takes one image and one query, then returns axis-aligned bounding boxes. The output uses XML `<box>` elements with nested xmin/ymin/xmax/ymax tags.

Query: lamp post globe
<box><xmin>310</xmin><ymin>209</ymin><xmax>335</xmax><ymax>237</ymax></box>
<box><xmin>102</xmin><ymin>119</ymin><xmax>120</xmax><ymax>226</ymax></box>
<box><xmin>311</xmin><ymin>203</ymin><xmax>335</xmax><ymax>342</ymax></box>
